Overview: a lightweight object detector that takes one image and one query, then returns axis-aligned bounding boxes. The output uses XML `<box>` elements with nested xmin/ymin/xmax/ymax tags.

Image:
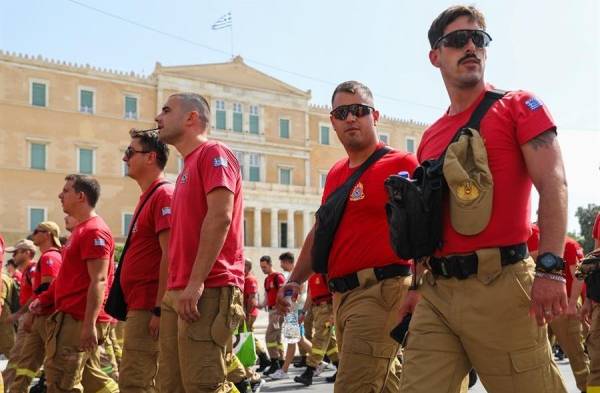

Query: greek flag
<box><xmin>212</xmin><ymin>12</ymin><xmax>232</xmax><ymax>30</ymax></box>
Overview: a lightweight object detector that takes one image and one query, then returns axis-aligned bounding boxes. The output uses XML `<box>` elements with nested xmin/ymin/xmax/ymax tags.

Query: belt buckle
<box><xmin>455</xmin><ymin>257</ymin><xmax>470</xmax><ymax>280</ymax></box>
<box><xmin>439</xmin><ymin>259</ymin><xmax>451</xmax><ymax>278</ymax></box>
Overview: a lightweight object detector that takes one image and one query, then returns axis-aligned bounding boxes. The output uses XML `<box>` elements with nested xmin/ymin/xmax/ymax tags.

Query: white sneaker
<box><xmin>314</xmin><ymin>361</ymin><xmax>328</xmax><ymax>377</ymax></box>
<box><xmin>325</xmin><ymin>361</ymin><xmax>337</xmax><ymax>371</ymax></box>
<box><xmin>269</xmin><ymin>369</ymin><xmax>289</xmax><ymax>380</ymax></box>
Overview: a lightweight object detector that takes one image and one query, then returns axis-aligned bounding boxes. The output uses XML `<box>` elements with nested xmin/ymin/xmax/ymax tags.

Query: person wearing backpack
<box><xmin>259</xmin><ymin>255</ymin><xmax>285</xmax><ymax>376</ymax></box>
<box><xmin>277</xmin><ymin>80</ymin><xmax>418</xmax><ymax>392</ymax></box>
<box><xmin>396</xmin><ymin>5</ymin><xmax>568</xmax><ymax>393</ymax></box>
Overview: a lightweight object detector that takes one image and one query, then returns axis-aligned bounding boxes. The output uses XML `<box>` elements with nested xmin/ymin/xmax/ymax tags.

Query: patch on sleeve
<box><xmin>161</xmin><ymin>207</ymin><xmax>172</xmax><ymax>216</ymax></box>
<box><xmin>93</xmin><ymin>238</ymin><xmax>106</xmax><ymax>247</ymax></box>
<box><xmin>212</xmin><ymin>157</ymin><xmax>228</xmax><ymax>168</ymax></box>
<box><xmin>525</xmin><ymin>97</ymin><xmax>543</xmax><ymax>111</ymax></box>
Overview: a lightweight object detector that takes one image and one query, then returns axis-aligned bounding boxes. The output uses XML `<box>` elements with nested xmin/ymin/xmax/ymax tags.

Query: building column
<box><xmin>303</xmin><ymin>210</ymin><xmax>312</xmax><ymax>240</ymax></box>
<box><xmin>254</xmin><ymin>206</ymin><xmax>262</xmax><ymax>248</ymax></box>
<box><xmin>270</xmin><ymin>208</ymin><xmax>278</xmax><ymax>248</ymax></box>
<box><xmin>287</xmin><ymin>209</ymin><xmax>295</xmax><ymax>249</ymax></box>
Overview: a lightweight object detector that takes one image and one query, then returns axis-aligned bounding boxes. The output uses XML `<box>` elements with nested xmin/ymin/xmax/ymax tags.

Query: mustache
<box><xmin>458</xmin><ymin>53</ymin><xmax>480</xmax><ymax>65</ymax></box>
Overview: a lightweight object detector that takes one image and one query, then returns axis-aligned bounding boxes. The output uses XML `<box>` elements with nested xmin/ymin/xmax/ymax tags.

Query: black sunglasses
<box><xmin>330</xmin><ymin>104</ymin><xmax>375</xmax><ymax>121</ymax></box>
<box><xmin>434</xmin><ymin>29</ymin><xmax>492</xmax><ymax>49</ymax></box>
<box><xmin>124</xmin><ymin>146</ymin><xmax>151</xmax><ymax>159</ymax></box>
<box><xmin>33</xmin><ymin>229</ymin><xmax>47</xmax><ymax>235</ymax></box>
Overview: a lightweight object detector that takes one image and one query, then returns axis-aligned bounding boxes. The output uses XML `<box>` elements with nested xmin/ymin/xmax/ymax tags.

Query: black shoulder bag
<box><xmin>311</xmin><ymin>146</ymin><xmax>391</xmax><ymax>274</ymax></box>
<box><xmin>105</xmin><ymin>180</ymin><xmax>170</xmax><ymax>321</ymax></box>
<box><xmin>384</xmin><ymin>89</ymin><xmax>506</xmax><ymax>260</ymax></box>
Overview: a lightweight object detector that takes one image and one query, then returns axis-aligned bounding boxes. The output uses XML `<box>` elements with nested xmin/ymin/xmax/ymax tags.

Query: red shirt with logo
<box><xmin>593</xmin><ymin>213</ymin><xmax>600</xmax><ymax>242</ymax></box>
<box><xmin>52</xmin><ymin>216</ymin><xmax>115</xmax><ymax>322</ymax></box>
<box><xmin>264</xmin><ymin>272</ymin><xmax>285</xmax><ymax>308</ymax></box>
<box><xmin>308</xmin><ymin>273</ymin><xmax>331</xmax><ymax>303</ymax></box>
<box><xmin>322</xmin><ymin>146</ymin><xmax>418</xmax><ymax>279</ymax></box>
<box><xmin>33</xmin><ymin>248</ymin><xmax>62</xmax><ymax>293</ymax></box>
<box><xmin>417</xmin><ymin>85</ymin><xmax>556</xmax><ymax>256</ymax></box>
<box><xmin>564</xmin><ymin>237</ymin><xmax>584</xmax><ymax>297</ymax></box>
<box><xmin>168</xmin><ymin>141</ymin><xmax>244</xmax><ymax>290</ymax></box>
<box><xmin>121</xmin><ymin>180</ymin><xmax>174</xmax><ymax>311</ymax></box>
<box><xmin>19</xmin><ymin>261</ymin><xmax>36</xmax><ymax>306</ymax></box>
<box><xmin>243</xmin><ymin>272</ymin><xmax>259</xmax><ymax>317</ymax></box>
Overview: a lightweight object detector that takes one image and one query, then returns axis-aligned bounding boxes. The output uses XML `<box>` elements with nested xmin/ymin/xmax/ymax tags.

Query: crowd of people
<box><xmin>0</xmin><ymin>4</ymin><xmax>599</xmax><ymax>393</ymax></box>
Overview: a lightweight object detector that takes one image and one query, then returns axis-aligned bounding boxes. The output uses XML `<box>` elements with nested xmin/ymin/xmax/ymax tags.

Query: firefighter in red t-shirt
<box><xmin>259</xmin><ymin>255</ymin><xmax>285</xmax><ymax>375</ymax></box>
<box><xmin>243</xmin><ymin>258</ymin><xmax>269</xmax><ymax>371</ymax></box>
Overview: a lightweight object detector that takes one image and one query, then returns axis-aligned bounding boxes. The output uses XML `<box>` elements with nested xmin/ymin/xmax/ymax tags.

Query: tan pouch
<box><xmin>211</xmin><ymin>287</ymin><xmax>244</xmax><ymax>348</ymax></box>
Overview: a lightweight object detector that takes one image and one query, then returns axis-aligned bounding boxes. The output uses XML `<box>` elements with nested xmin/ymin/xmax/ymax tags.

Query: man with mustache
<box><xmin>398</xmin><ymin>5</ymin><xmax>568</xmax><ymax>392</ymax></box>
<box><xmin>277</xmin><ymin>80</ymin><xmax>418</xmax><ymax>392</ymax></box>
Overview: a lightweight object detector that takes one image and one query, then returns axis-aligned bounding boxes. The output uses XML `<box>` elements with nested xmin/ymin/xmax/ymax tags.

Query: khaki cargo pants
<box><xmin>3</xmin><ymin>315</ymin><xmax>29</xmax><ymax>388</ymax></box>
<box><xmin>10</xmin><ymin>314</ymin><xmax>50</xmax><ymax>393</ymax></box>
<box><xmin>307</xmin><ymin>302</ymin><xmax>338</xmax><ymax>368</ymax></box>
<box><xmin>44</xmin><ymin>312</ymin><xmax>119</xmax><ymax>393</ymax></box>
<box><xmin>399</xmin><ymin>255</ymin><xmax>567</xmax><ymax>393</ymax></box>
<box><xmin>119</xmin><ymin>310</ymin><xmax>158</xmax><ymax>393</ymax></box>
<box><xmin>245</xmin><ymin>314</ymin><xmax>267</xmax><ymax>357</ymax></box>
<box><xmin>0</xmin><ymin>303</ymin><xmax>14</xmax><ymax>393</ymax></box>
<box><xmin>332</xmin><ymin>272</ymin><xmax>411</xmax><ymax>393</ymax></box>
<box><xmin>549</xmin><ymin>310</ymin><xmax>589</xmax><ymax>391</ymax></box>
<box><xmin>264</xmin><ymin>309</ymin><xmax>283</xmax><ymax>360</ymax></box>
<box><xmin>587</xmin><ymin>302</ymin><xmax>600</xmax><ymax>392</ymax></box>
<box><xmin>303</xmin><ymin>304</ymin><xmax>314</xmax><ymax>341</ymax></box>
<box><xmin>158</xmin><ymin>286</ymin><xmax>244</xmax><ymax>393</ymax></box>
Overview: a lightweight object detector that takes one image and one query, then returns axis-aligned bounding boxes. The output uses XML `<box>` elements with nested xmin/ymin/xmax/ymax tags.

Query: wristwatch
<box><xmin>535</xmin><ymin>252</ymin><xmax>565</xmax><ymax>274</ymax></box>
<box><xmin>151</xmin><ymin>306</ymin><xmax>161</xmax><ymax>317</ymax></box>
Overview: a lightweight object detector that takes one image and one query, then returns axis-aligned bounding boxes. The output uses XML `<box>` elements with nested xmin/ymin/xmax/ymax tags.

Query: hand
<box><xmin>398</xmin><ymin>290</ymin><xmax>420</xmax><ymax>323</ymax></box>
<box><xmin>178</xmin><ymin>282</ymin><xmax>204</xmax><ymax>323</ymax></box>
<box><xmin>22</xmin><ymin>312</ymin><xmax>34</xmax><ymax>333</ymax></box>
<box><xmin>565</xmin><ymin>300</ymin><xmax>579</xmax><ymax>319</ymax></box>
<box><xmin>79</xmin><ymin>323</ymin><xmax>98</xmax><ymax>352</ymax></box>
<box><xmin>276</xmin><ymin>282</ymin><xmax>300</xmax><ymax>314</ymax></box>
<box><xmin>529</xmin><ymin>276</ymin><xmax>568</xmax><ymax>326</ymax></box>
<box><xmin>29</xmin><ymin>299</ymin><xmax>43</xmax><ymax>315</ymax></box>
<box><xmin>148</xmin><ymin>315</ymin><xmax>160</xmax><ymax>340</ymax></box>
<box><xmin>298</xmin><ymin>312</ymin><xmax>305</xmax><ymax>324</ymax></box>
<box><xmin>581</xmin><ymin>298</ymin><xmax>593</xmax><ymax>325</ymax></box>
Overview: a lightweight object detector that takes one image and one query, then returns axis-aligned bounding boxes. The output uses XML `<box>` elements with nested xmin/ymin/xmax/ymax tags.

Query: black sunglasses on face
<box><xmin>434</xmin><ymin>29</ymin><xmax>492</xmax><ymax>49</ymax></box>
<box><xmin>330</xmin><ymin>104</ymin><xmax>375</xmax><ymax>121</ymax></box>
<box><xmin>124</xmin><ymin>146</ymin><xmax>150</xmax><ymax>159</ymax></box>
<box><xmin>33</xmin><ymin>229</ymin><xmax>47</xmax><ymax>235</ymax></box>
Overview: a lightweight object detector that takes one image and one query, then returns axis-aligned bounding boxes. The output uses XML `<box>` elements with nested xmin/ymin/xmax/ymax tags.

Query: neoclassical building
<box><xmin>0</xmin><ymin>50</ymin><xmax>426</xmax><ymax>264</ymax></box>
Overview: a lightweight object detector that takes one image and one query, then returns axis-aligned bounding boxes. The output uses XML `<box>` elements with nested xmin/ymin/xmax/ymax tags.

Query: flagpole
<box><xmin>229</xmin><ymin>24</ymin><xmax>234</xmax><ymax>58</ymax></box>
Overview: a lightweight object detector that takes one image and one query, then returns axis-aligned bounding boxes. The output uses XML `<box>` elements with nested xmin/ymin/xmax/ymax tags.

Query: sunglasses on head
<box><xmin>330</xmin><ymin>104</ymin><xmax>375</xmax><ymax>121</ymax></box>
<box><xmin>33</xmin><ymin>229</ymin><xmax>47</xmax><ymax>235</ymax></box>
<box><xmin>434</xmin><ymin>29</ymin><xmax>492</xmax><ymax>49</ymax></box>
<box><xmin>124</xmin><ymin>146</ymin><xmax>150</xmax><ymax>159</ymax></box>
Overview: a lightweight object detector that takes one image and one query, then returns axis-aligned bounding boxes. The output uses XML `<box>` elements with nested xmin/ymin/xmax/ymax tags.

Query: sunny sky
<box><xmin>1</xmin><ymin>0</ymin><xmax>599</xmax><ymax>232</ymax></box>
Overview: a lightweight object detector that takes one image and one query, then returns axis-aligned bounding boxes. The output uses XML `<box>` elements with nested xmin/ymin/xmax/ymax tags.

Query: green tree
<box><xmin>575</xmin><ymin>204</ymin><xmax>600</xmax><ymax>253</ymax></box>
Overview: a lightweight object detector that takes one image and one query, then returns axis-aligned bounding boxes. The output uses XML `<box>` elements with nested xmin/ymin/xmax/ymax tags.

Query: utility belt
<box><xmin>429</xmin><ymin>243</ymin><xmax>528</xmax><ymax>280</ymax></box>
<box><xmin>328</xmin><ymin>263</ymin><xmax>411</xmax><ymax>294</ymax></box>
<box><xmin>311</xmin><ymin>295</ymin><xmax>332</xmax><ymax>306</ymax></box>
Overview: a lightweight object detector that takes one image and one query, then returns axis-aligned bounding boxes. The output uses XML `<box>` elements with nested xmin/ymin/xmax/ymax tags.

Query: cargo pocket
<box><xmin>210</xmin><ymin>287</ymin><xmax>244</xmax><ymax>348</ymax></box>
<box><xmin>512</xmin><ymin>268</ymin><xmax>533</xmax><ymax>308</ymax></box>
<box><xmin>379</xmin><ymin>277</ymin><xmax>404</xmax><ymax>311</ymax></box>
<box><xmin>509</xmin><ymin>345</ymin><xmax>549</xmax><ymax>391</ymax></box>
<box><xmin>57</xmin><ymin>347</ymin><xmax>86</xmax><ymax>390</ymax></box>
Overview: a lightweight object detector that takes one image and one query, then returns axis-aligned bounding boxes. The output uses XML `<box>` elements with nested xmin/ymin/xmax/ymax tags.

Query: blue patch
<box><xmin>161</xmin><ymin>207</ymin><xmax>171</xmax><ymax>216</ymax></box>
<box><xmin>525</xmin><ymin>97</ymin><xmax>543</xmax><ymax>111</ymax></box>
<box><xmin>213</xmin><ymin>157</ymin><xmax>228</xmax><ymax>168</ymax></box>
<box><xmin>93</xmin><ymin>238</ymin><xmax>106</xmax><ymax>247</ymax></box>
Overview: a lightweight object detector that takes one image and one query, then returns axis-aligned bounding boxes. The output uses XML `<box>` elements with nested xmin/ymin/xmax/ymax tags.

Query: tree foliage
<box><xmin>575</xmin><ymin>204</ymin><xmax>600</xmax><ymax>253</ymax></box>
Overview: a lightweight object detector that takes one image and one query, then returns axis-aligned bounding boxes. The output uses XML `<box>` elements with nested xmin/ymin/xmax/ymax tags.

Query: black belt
<box><xmin>328</xmin><ymin>264</ymin><xmax>411</xmax><ymax>294</ymax></box>
<box><xmin>429</xmin><ymin>243</ymin><xmax>528</xmax><ymax>280</ymax></box>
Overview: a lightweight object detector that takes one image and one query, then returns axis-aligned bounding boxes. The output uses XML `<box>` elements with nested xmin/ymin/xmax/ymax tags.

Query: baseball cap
<box><xmin>5</xmin><ymin>239</ymin><xmax>37</xmax><ymax>253</ymax></box>
<box><xmin>37</xmin><ymin>221</ymin><xmax>62</xmax><ymax>248</ymax></box>
<box><xmin>443</xmin><ymin>128</ymin><xmax>494</xmax><ymax>236</ymax></box>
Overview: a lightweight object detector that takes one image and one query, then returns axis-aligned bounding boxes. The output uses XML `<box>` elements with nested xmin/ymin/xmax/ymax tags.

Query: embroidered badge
<box><xmin>525</xmin><ymin>97</ymin><xmax>543</xmax><ymax>111</ymax></box>
<box><xmin>93</xmin><ymin>238</ymin><xmax>106</xmax><ymax>247</ymax></box>
<box><xmin>213</xmin><ymin>157</ymin><xmax>228</xmax><ymax>168</ymax></box>
<box><xmin>456</xmin><ymin>180</ymin><xmax>480</xmax><ymax>201</ymax></box>
<box><xmin>349</xmin><ymin>182</ymin><xmax>365</xmax><ymax>201</ymax></box>
<box><xmin>315</xmin><ymin>277</ymin><xmax>320</xmax><ymax>285</ymax></box>
<box><xmin>161</xmin><ymin>207</ymin><xmax>172</xmax><ymax>216</ymax></box>
<box><xmin>180</xmin><ymin>171</ymin><xmax>188</xmax><ymax>184</ymax></box>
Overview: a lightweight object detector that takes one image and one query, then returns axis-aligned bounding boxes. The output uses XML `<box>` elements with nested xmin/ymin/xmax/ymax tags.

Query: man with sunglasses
<box><xmin>398</xmin><ymin>5</ymin><xmax>568</xmax><ymax>392</ymax></box>
<box><xmin>277</xmin><ymin>81</ymin><xmax>418</xmax><ymax>392</ymax></box>
<box><xmin>117</xmin><ymin>128</ymin><xmax>173</xmax><ymax>392</ymax></box>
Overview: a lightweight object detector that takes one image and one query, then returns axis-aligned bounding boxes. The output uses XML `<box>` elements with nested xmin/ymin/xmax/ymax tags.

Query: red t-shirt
<box><xmin>264</xmin><ymin>272</ymin><xmax>285</xmax><ymax>308</ymax></box>
<box><xmin>168</xmin><ymin>141</ymin><xmax>244</xmax><ymax>290</ymax></box>
<box><xmin>527</xmin><ymin>223</ymin><xmax>540</xmax><ymax>253</ymax></box>
<box><xmin>53</xmin><ymin>216</ymin><xmax>115</xmax><ymax>322</ymax></box>
<box><xmin>121</xmin><ymin>180</ymin><xmax>174</xmax><ymax>310</ymax></box>
<box><xmin>563</xmin><ymin>237</ymin><xmax>584</xmax><ymax>297</ymax></box>
<box><xmin>417</xmin><ymin>85</ymin><xmax>556</xmax><ymax>256</ymax></box>
<box><xmin>322</xmin><ymin>146</ymin><xmax>418</xmax><ymax>279</ymax></box>
<box><xmin>308</xmin><ymin>273</ymin><xmax>331</xmax><ymax>302</ymax></box>
<box><xmin>19</xmin><ymin>261</ymin><xmax>36</xmax><ymax>306</ymax></box>
<box><xmin>243</xmin><ymin>273</ymin><xmax>259</xmax><ymax>317</ymax></box>
<box><xmin>33</xmin><ymin>248</ymin><xmax>62</xmax><ymax>293</ymax></box>
<box><xmin>593</xmin><ymin>213</ymin><xmax>600</xmax><ymax>242</ymax></box>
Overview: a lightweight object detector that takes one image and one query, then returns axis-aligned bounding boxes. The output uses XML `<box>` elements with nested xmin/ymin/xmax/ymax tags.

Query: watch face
<box><xmin>540</xmin><ymin>255</ymin><xmax>557</xmax><ymax>270</ymax></box>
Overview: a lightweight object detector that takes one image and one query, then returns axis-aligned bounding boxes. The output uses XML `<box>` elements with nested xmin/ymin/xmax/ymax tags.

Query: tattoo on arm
<box><xmin>526</xmin><ymin>129</ymin><xmax>557</xmax><ymax>150</ymax></box>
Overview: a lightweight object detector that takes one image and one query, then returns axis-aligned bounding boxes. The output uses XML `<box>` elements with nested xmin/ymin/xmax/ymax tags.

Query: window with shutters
<box><xmin>233</xmin><ymin>103</ymin><xmax>243</xmax><ymax>132</ymax></box>
<box><xmin>80</xmin><ymin>89</ymin><xmax>94</xmax><ymax>114</ymax></box>
<box><xmin>30</xmin><ymin>143</ymin><xmax>46</xmax><ymax>170</ymax></box>
<box><xmin>249</xmin><ymin>105</ymin><xmax>259</xmax><ymax>134</ymax></box>
<box><xmin>215</xmin><ymin>100</ymin><xmax>226</xmax><ymax>129</ymax></box>
<box><xmin>31</xmin><ymin>82</ymin><xmax>47</xmax><ymax>107</ymax></box>
<box><xmin>279</xmin><ymin>118</ymin><xmax>290</xmax><ymax>139</ymax></box>
<box><xmin>78</xmin><ymin>148</ymin><xmax>94</xmax><ymax>174</ymax></box>
<box><xmin>124</xmin><ymin>96</ymin><xmax>138</xmax><ymax>119</ymax></box>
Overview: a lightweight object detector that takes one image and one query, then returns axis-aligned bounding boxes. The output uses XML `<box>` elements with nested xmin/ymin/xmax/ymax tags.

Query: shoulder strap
<box><xmin>119</xmin><ymin>180</ymin><xmax>171</xmax><ymax>265</ymax></box>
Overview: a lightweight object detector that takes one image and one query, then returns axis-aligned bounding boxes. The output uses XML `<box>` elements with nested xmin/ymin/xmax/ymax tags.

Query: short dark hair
<box><xmin>6</xmin><ymin>258</ymin><xmax>16</xmax><ymax>268</ymax></box>
<box><xmin>65</xmin><ymin>174</ymin><xmax>101</xmax><ymax>208</ymax></box>
<box><xmin>428</xmin><ymin>5</ymin><xmax>487</xmax><ymax>48</ymax></box>
<box><xmin>171</xmin><ymin>93</ymin><xmax>211</xmax><ymax>126</ymax></box>
<box><xmin>129</xmin><ymin>129</ymin><xmax>170</xmax><ymax>170</ymax></box>
<box><xmin>331</xmin><ymin>81</ymin><xmax>374</xmax><ymax>106</ymax></box>
<box><xmin>279</xmin><ymin>252</ymin><xmax>294</xmax><ymax>263</ymax></box>
<box><xmin>260</xmin><ymin>255</ymin><xmax>272</xmax><ymax>264</ymax></box>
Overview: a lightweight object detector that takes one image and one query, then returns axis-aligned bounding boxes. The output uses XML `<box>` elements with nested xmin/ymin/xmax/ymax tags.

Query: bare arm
<box><xmin>155</xmin><ymin>230</ymin><xmax>170</xmax><ymax>308</ymax></box>
<box><xmin>287</xmin><ymin>226</ymin><xmax>316</xmax><ymax>285</ymax></box>
<box><xmin>80</xmin><ymin>258</ymin><xmax>109</xmax><ymax>350</ymax></box>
